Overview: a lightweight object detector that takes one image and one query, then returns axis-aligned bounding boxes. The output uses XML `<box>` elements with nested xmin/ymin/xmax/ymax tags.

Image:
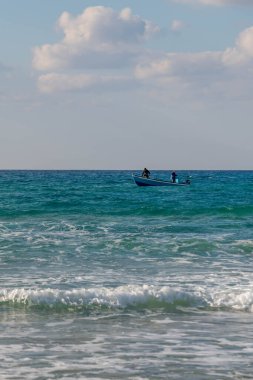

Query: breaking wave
<box><xmin>1</xmin><ymin>285</ymin><xmax>253</xmax><ymax>313</ymax></box>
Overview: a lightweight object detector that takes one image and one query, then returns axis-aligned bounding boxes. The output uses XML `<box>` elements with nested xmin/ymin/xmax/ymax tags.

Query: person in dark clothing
<box><xmin>171</xmin><ymin>171</ymin><xmax>177</xmax><ymax>183</ymax></box>
<box><xmin>142</xmin><ymin>168</ymin><xmax>150</xmax><ymax>178</ymax></box>
<box><xmin>185</xmin><ymin>176</ymin><xmax>191</xmax><ymax>184</ymax></box>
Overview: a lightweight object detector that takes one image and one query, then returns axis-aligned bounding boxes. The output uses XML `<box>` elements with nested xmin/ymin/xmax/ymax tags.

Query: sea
<box><xmin>0</xmin><ymin>170</ymin><xmax>253</xmax><ymax>380</ymax></box>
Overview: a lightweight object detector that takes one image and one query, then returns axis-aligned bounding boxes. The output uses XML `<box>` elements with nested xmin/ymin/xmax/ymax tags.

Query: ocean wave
<box><xmin>209</xmin><ymin>289</ymin><xmax>253</xmax><ymax>312</ymax></box>
<box><xmin>1</xmin><ymin>285</ymin><xmax>253</xmax><ymax>313</ymax></box>
<box><xmin>0</xmin><ymin>285</ymin><xmax>203</xmax><ymax>311</ymax></box>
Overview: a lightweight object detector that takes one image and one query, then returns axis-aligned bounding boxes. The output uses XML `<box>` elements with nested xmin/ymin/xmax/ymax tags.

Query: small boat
<box><xmin>132</xmin><ymin>174</ymin><xmax>190</xmax><ymax>187</ymax></box>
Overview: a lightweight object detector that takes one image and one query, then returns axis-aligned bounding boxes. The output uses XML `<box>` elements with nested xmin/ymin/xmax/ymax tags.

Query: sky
<box><xmin>1</xmin><ymin>0</ymin><xmax>253</xmax><ymax>169</ymax></box>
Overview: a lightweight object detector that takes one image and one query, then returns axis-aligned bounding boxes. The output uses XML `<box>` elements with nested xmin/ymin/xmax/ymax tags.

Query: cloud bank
<box><xmin>33</xmin><ymin>6</ymin><xmax>253</xmax><ymax>100</ymax></box>
<box><xmin>33</xmin><ymin>6</ymin><xmax>159</xmax><ymax>72</ymax></box>
<box><xmin>134</xmin><ymin>26</ymin><xmax>253</xmax><ymax>100</ymax></box>
<box><xmin>173</xmin><ymin>0</ymin><xmax>253</xmax><ymax>6</ymax></box>
<box><xmin>136</xmin><ymin>27</ymin><xmax>253</xmax><ymax>77</ymax></box>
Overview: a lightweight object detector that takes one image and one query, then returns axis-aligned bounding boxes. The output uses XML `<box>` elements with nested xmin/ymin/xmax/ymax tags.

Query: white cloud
<box><xmin>33</xmin><ymin>6</ymin><xmax>253</xmax><ymax>101</ymax></box>
<box><xmin>38</xmin><ymin>73</ymin><xmax>133</xmax><ymax>93</ymax></box>
<box><xmin>170</xmin><ymin>19</ymin><xmax>185</xmax><ymax>32</ymax></box>
<box><xmin>134</xmin><ymin>25</ymin><xmax>253</xmax><ymax>99</ymax></box>
<box><xmin>222</xmin><ymin>26</ymin><xmax>253</xmax><ymax>65</ymax></box>
<box><xmin>33</xmin><ymin>6</ymin><xmax>159</xmax><ymax>71</ymax></box>
<box><xmin>173</xmin><ymin>0</ymin><xmax>253</xmax><ymax>6</ymax></box>
<box><xmin>135</xmin><ymin>51</ymin><xmax>223</xmax><ymax>80</ymax></box>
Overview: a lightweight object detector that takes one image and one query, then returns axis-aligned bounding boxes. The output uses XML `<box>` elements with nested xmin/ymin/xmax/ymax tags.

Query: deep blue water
<box><xmin>1</xmin><ymin>170</ymin><xmax>253</xmax><ymax>379</ymax></box>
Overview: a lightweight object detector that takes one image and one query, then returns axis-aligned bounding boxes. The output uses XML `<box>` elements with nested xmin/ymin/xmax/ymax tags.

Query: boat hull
<box><xmin>132</xmin><ymin>175</ymin><xmax>190</xmax><ymax>187</ymax></box>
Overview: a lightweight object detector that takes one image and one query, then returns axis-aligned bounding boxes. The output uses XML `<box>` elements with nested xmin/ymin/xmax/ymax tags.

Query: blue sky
<box><xmin>1</xmin><ymin>0</ymin><xmax>253</xmax><ymax>169</ymax></box>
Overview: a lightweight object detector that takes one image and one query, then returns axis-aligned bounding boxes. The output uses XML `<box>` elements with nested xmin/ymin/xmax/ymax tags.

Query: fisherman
<box><xmin>142</xmin><ymin>168</ymin><xmax>150</xmax><ymax>178</ymax></box>
<box><xmin>185</xmin><ymin>176</ymin><xmax>191</xmax><ymax>184</ymax></box>
<box><xmin>171</xmin><ymin>171</ymin><xmax>177</xmax><ymax>183</ymax></box>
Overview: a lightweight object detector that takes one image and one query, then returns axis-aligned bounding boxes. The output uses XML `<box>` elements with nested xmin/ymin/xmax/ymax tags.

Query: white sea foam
<box><xmin>1</xmin><ymin>284</ymin><xmax>253</xmax><ymax>312</ymax></box>
<box><xmin>210</xmin><ymin>289</ymin><xmax>253</xmax><ymax>312</ymax></box>
<box><xmin>0</xmin><ymin>285</ymin><xmax>200</xmax><ymax>309</ymax></box>
<box><xmin>234</xmin><ymin>239</ymin><xmax>253</xmax><ymax>246</ymax></box>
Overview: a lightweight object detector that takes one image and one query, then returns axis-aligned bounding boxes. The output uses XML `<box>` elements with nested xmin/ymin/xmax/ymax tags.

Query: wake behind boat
<box><xmin>132</xmin><ymin>174</ymin><xmax>191</xmax><ymax>187</ymax></box>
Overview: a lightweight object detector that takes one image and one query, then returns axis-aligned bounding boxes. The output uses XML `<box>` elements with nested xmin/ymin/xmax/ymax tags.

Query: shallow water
<box><xmin>1</xmin><ymin>170</ymin><xmax>253</xmax><ymax>379</ymax></box>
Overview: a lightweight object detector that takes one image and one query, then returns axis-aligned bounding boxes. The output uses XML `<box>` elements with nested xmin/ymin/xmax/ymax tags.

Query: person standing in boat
<box><xmin>171</xmin><ymin>171</ymin><xmax>177</xmax><ymax>183</ymax></box>
<box><xmin>142</xmin><ymin>168</ymin><xmax>150</xmax><ymax>178</ymax></box>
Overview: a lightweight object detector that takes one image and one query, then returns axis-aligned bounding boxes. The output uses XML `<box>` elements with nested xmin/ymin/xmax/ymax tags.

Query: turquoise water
<box><xmin>1</xmin><ymin>170</ymin><xmax>253</xmax><ymax>379</ymax></box>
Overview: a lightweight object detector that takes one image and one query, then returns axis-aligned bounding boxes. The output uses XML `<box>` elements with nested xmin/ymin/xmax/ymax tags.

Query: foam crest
<box><xmin>0</xmin><ymin>285</ymin><xmax>200</xmax><ymax>310</ymax></box>
<box><xmin>1</xmin><ymin>285</ymin><xmax>253</xmax><ymax>312</ymax></box>
<box><xmin>210</xmin><ymin>289</ymin><xmax>253</xmax><ymax>312</ymax></box>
